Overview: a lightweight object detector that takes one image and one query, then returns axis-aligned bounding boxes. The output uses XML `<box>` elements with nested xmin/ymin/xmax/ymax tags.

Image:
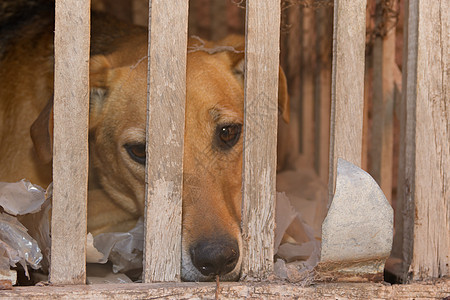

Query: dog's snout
<box><xmin>190</xmin><ymin>238</ymin><xmax>239</xmax><ymax>277</ymax></box>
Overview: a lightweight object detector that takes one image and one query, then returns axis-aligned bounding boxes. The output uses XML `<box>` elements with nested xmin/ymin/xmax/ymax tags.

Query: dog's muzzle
<box><xmin>189</xmin><ymin>237</ymin><xmax>240</xmax><ymax>277</ymax></box>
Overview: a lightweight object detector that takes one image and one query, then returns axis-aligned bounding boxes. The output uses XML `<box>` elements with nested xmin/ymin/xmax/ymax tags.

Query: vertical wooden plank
<box><xmin>50</xmin><ymin>0</ymin><xmax>90</xmax><ymax>284</ymax></box>
<box><xmin>315</xmin><ymin>6</ymin><xmax>333</xmax><ymax>183</ymax></box>
<box><xmin>241</xmin><ymin>0</ymin><xmax>281</xmax><ymax>279</ymax></box>
<box><xmin>143</xmin><ymin>0</ymin><xmax>188</xmax><ymax>282</ymax></box>
<box><xmin>328</xmin><ymin>0</ymin><xmax>367</xmax><ymax>202</ymax></box>
<box><xmin>278</xmin><ymin>5</ymin><xmax>301</xmax><ymax>171</ymax></box>
<box><xmin>409</xmin><ymin>0</ymin><xmax>449</xmax><ymax>280</ymax></box>
<box><xmin>300</xmin><ymin>5</ymin><xmax>316</xmax><ymax>170</ymax></box>
<box><xmin>361</xmin><ymin>1</ymin><xmax>374</xmax><ymax>173</ymax></box>
<box><xmin>277</xmin><ymin>4</ymin><xmax>301</xmax><ymax>172</ymax></box>
<box><xmin>396</xmin><ymin>0</ymin><xmax>416</xmax><ymax>282</ymax></box>
<box><xmin>370</xmin><ymin>0</ymin><xmax>397</xmax><ymax>203</ymax></box>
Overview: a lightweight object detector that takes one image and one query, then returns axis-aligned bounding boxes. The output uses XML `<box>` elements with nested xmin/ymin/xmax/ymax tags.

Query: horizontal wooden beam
<box><xmin>1</xmin><ymin>280</ymin><xmax>449</xmax><ymax>299</ymax></box>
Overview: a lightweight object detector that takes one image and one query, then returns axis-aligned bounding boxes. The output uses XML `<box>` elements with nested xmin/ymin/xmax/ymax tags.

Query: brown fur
<box><xmin>0</xmin><ymin>8</ymin><xmax>288</xmax><ymax>281</ymax></box>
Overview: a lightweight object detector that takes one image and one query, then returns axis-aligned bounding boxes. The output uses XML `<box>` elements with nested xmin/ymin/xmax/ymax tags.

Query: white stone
<box><xmin>321</xmin><ymin>159</ymin><xmax>393</xmax><ymax>263</ymax></box>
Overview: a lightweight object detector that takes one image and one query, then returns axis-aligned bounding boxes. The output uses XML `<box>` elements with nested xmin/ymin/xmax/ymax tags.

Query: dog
<box><xmin>0</xmin><ymin>1</ymin><xmax>289</xmax><ymax>281</ymax></box>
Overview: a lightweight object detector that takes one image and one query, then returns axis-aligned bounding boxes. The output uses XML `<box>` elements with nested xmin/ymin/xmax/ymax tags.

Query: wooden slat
<box><xmin>300</xmin><ymin>6</ymin><xmax>316</xmax><ymax>170</ymax></box>
<box><xmin>397</xmin><ymin>0</ymin><xmax>449</xmax><ymax>282</ymax></box>
<box><xmin>315</xmin><ymin>6</ymin><xmax>333</xmax><ymax>183</ymax></box>
<box><xmin>328</xmin><ymin>0</ymin><xmax>367</xmax><ymax>202</ymax></box>
<box><xmin>1</xmin><ymin>281</ymin><xmax>449</xmax><ymax>299</ymax></box>
<box><xmin>409</xmin><ymin>0</ymin><xmax>449</xmax><ymax>280</ymax></box>
<box><xmin>50</xmin><ymin>0</ymin><xmax>90</xmax><ymax>284</ymax></box>
<box><xmin>241</xmin><ymin>0</ymin><xmax>281</xmax><ymax>279</ymax></box>
<box><xmin>369</xmin><ymin>0</ymin><xmax>397</xmax><ymax>203</ymax></box>
<box><xmin>361</xmin><ymin>2</ymin><xmax>373</xmax><ymax>173</ymax></box>
<box><xmin>395</xmin><ymin>0</ymin><xmax>416</xmax><ymax>281</ymax></box>
<box><xmin>277</xmin><ymin>4</ymin><xmax>301</xmax><ymax>172</ymax></box>
<box><xmin>143</xmin><ymin>0</ymin><xmax>189</xmax><ymax>282</ymax></box>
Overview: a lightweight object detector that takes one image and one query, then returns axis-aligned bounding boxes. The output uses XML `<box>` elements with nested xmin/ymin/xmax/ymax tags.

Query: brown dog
<box><xmin>0</xmin><ymin>3</ymin><xmax>289</xmax><ymax>281</ymax></box>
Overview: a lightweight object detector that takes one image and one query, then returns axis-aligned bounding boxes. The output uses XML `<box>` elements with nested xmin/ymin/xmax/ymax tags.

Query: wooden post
<box><xmin>400</xmin><ymin>0</ymin><xmax>449</xmax><ymax>281</ymax></box>
<box><xmin>370</xmin><ymin>0</ymin><xmax>397</xmax><ymax>203</ymax></box>
<box><xmin>328</xmin><ymin>0</ymin><xmax>367</xmax><ymax>203</ymax></box>
<box><xmin>241</xmin><ymin>0</ymin><xmax>281</xmax><ymax>279</ymax></box>
<box><xmin>50</xmin><ymin>0</ymin><xmax>90</xmax><ymax>284</ymax></box>
<box><xmin>143</xmin><ymin>0</ymin><xmax>189</xmax><ymax>282</ymax></box>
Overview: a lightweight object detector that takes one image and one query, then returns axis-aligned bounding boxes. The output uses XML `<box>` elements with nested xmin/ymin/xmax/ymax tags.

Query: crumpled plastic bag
<box><xmin>90</xmin><ymin>218</ymin><xmax>144</xmax><ymax>274</ymax></box>
<box><xmin>0</xmin><ymin>180</ymin><xmax>45</xmax><ymax>216</ymax></box>
<box><xmin>273</xmin><ymin>192</ymin><xmax>321</xmax><ymax>281</ymax></box>
<box><xmin>0</xmin><ymin>180</ymin><xmax>50</xmax><ymax>278</ymax></box>
<box><xmin>0</xmin><ymin>213</ymin><xmax>43</xmax><ymax>278</ymax></box>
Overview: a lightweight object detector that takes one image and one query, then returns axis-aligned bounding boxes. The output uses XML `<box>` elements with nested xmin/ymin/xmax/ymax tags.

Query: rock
<box><xmin>317</xmin><ymin>159</ymin><xmax>393</xmax><ymax>282</ymax></box>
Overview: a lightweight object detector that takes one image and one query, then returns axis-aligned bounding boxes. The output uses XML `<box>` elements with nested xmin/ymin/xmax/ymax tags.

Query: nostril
<box><xmin>190</xmin><ymin>238</ymin><xmax>240</xmax><ymax>277</ymax></box>
<box><xmin>199</xmin><ymin>263</ymin><xmax>215</xmax><ymax>275</ymax></box>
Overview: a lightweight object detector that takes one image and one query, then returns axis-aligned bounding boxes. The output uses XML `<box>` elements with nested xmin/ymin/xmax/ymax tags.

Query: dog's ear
<box><xmin>89</xmin><ymin>55</ymin><xmax>112</xmax><ymax>129</ymax></box>
<box><xmin>30</xmin><ymin>96</ymin><xmax>54</xmax><ymax>163</ymax></box>
<box><xmin>218</xmin><ymin>34</ymin><xmax>290</xmax><ymax>123</ymax></box>
<box><xmin>30</xmin><ymin>55</ymin><xmax>113</xmax><ymax>162</ymax></box>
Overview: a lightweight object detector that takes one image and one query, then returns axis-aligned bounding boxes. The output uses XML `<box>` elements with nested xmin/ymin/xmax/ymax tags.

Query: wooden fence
<box><xmin>2</xmin><ymin>0</ymin><xmax>448</xmax><ymax>298</ymax></box>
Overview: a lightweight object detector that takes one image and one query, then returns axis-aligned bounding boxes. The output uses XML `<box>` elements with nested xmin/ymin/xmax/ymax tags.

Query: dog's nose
<box><xmin>190</xmin><ymin>238</ymin><xmax>239</xmax><ymax>277</ymax></box>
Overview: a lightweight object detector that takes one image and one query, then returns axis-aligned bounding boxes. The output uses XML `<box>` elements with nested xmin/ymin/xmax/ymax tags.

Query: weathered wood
<box><xmin>370</xmin><ymin>0</ymin><xmax>397</xmax><ymax>203</ymax></box>
<box><xmin>395</xmin><ymin>0</ymin><xmax>416</xmax><ymax>282</ymax></box>
<box><xmin>277</xmin><ymin>4</ymin><xmax>301</xmax><ymax>171</ymax></box>
<box><xmin>328</xmin><ymin>0</ymin><xmax>367</xmax><ymax>203</ymax></box>
<box><xmin>300</xmin><ymin>6</ymin><xmax>316</xmax><ymax>170</ymax></box>
<box><xmin>397</xmin><ymin>0</ymin><xmax>450</xmax><ymax>282</ymax></box>
<box><xmin>315</xmin><ymin>6</ymin><xmax>333</xmax><ymax>183</ymax></box>
<box><xmin>391</xmin><ymin>62</ymin><xmax>405</xmax><ymax>266</ymax></box>
<box><xmin>361</xmin><ymin>2</ymin><xmax>373</xmax><ymax>172</ymax></box>
<box><xmin>1</xmin><ymin>281</ymin><xmax>449</xmax><ymax>299</ymax></box>
<box><xmin>409</xmin><ymin>0</ymin><xmax>449</xmax><ymax>280</ymax></box>
<box><xmin>50</xmin><ymin>0</ymin><xmax>90</xmax><ymax>285</ymax></box>
<box><xmin>241</xmin><ymin>0</ymin><xmax>281</xmax><ymax>279</ymax></box>
<box><xmin>143</xmin><ymin>0</ymin><xmax>189</xmax><ymax>282</ymax></box>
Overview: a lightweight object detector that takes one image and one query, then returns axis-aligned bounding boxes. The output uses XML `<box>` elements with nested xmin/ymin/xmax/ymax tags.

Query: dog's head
<box><xmin>31</xmin><ymin>34</ymin><xmax>289</xmax><ymax>281</ymax></box>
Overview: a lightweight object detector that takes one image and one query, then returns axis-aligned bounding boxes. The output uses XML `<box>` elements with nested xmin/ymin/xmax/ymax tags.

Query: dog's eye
<box><xmin>216</xmin><ymin>124</ymin><xmax>242</xmax><ymax>150</ymax></box>
<box><xmin>124</xmin><ymin>144</ymin><xmax>146</xmax><ymax>165</ymax></box>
